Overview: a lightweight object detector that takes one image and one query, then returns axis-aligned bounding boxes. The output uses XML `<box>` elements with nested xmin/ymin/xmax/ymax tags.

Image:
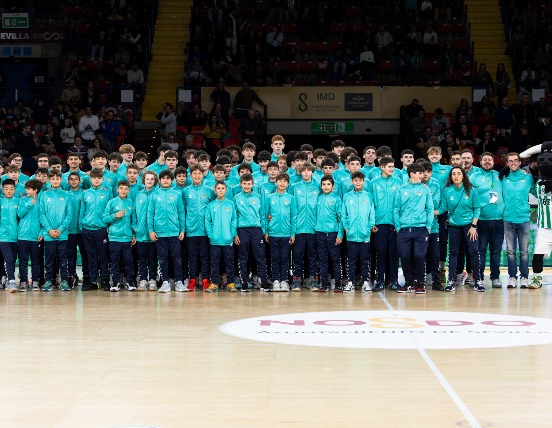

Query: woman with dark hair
<box><xmin>437</xmin><ymin>166</ymin><xmax>483</xmax><ymax>292</ymax></box>
<box><xmin>495</xmin><ymin>63</ymin><xmax>511</xmax><ymax>103</ymax></box>
<box><xmin>455</xmin><ymin>98</ymin><xmax>469</xmax><ymax>121</ymax></box>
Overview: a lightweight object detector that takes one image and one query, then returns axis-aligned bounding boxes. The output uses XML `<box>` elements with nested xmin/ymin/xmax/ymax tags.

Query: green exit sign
<box><xmin>311</xmin><ymin>122</ymin><xmax>354</xmax><ymax>134</ymax></box>
<box><xmin>2</xmin><ymin>13</ymin><xmax>29</xmax><ymax>29</ymax></box>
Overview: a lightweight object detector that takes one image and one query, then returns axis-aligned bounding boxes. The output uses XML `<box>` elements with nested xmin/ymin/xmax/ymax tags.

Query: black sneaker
<box><xmin>260</xmin><ymin>283</ymin><xmax>272</xmax><ymax>292</ymax></box>
<box><xmin>389</xmin><ymin>282</ymin><xmax>400</xmax><ymax>291</ymax></box>
<box><xmin>415</xmin><ymin>283</ymin><xmax>426</xmax><ymax>294</ymax></box>
<box><xmin>432</xmin><ymin>281</ymin><xmax>445</xmax><ymax>291</ymax></box>
<box><xmin>372</xmin><ymin>281</ymin><xmax>384</xmax><ymax>292</ymax></box>
<box><xmin>397</xmin><ymin>283</ymin><xmax>414</xmax><ymax>293</ymax></box>
<box><xmin>82</xmin><ymin>282</ymin><xmax>98</xmax><ymax>291</ymax></box>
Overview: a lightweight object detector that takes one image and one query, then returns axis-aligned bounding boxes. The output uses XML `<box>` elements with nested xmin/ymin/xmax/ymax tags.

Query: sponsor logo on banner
<box><xmin>220</xmin><ymin>311</ymin><xmax>552</xmax><ymax>349</ymax></box>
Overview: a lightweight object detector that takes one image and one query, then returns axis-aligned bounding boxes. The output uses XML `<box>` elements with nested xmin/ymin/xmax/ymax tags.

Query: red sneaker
<box><xmin>188</xmin><ymin>278</ymin><xmax>196</xmax><ymax>291</ymax></box>
<box><xmin>202</xmin><ymin>278</ymin><xmax>210</xmax><ymax>290</ymax></box>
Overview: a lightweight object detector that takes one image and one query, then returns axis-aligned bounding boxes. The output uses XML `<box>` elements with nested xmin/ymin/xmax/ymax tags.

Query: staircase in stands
<box><xmin>141</xmin><ymin>0</ymin><xmax>191</xmax><ymax>121</ymax></box>
<box><xmin>464</xmin><ymin>0</ymin><xmax>515</xmax><ymax>96</ymax></box>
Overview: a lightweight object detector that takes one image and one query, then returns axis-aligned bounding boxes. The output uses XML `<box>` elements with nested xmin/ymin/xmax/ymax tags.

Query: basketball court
<box><xmin>1</xmin><ymin>272</ymin><xmax>551</xmax><ymax>428</ymax></box>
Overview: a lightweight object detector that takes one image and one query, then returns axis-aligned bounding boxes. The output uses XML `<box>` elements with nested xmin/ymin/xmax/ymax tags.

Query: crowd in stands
<box><xmin>403</xmin><ymin>90</ymin><xmax>552</xmax><ymax>174</ymax></box>
<box><xmin>188</xmin><ymin>0</ymin><xmax>471</xmax><ymax>87</ymax></box>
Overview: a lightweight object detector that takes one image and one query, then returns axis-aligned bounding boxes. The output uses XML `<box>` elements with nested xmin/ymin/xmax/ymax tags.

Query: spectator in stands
<box><xmin>175</xmin><ymin>102</ymin><xmax>189</xmax><ymax>128</ymax></box>
<box><xmin>422</xmin><ymin>24</ymin><xmax>439</xmax><ymax>58</ymax></box>
<box><xmin>410</xmin><ymin>109</ymin><xmax>430</xmax><ymax>140</ymax></box>
<box><xmin>285</xmin><ymin>0</ymin><xmax>298</xmax><ymax>22</ymax></box>
<box><xmin>359</xmin><ymin>43</ymin><xmax>377</xmax><ymax>79</ymax></box>
<box><xmin>233</xmin><ymin>82</ymin><xmax>265</xmax><ymax>119</ymax></box>
<box><xmin>68</xmin><ymin>136</ymin><xmax>89</xmax><ymax>159</ymax></box>
<box><xmin>78</xmin><ymin>107</ymin><xmax>99</xmax><ymax>146</ymax></box>
<box><xmin>13</xmin><ymin>99</ymin><xmax>32</xmax><ymax>118</ymax></box>
<box><xmin>60</xmin><ymin>118</ymin><xmax>76</xmax><ymax>155</ymax></box>
<box><xmin>520</xmin><ymin>65</ymin><xmax>536</xmax><ymax>91</ymax></box>
<box><xmin>475</xmin><ymin>130</ymin><xmax>497</xmax><ymax>155</ymax></box>
<box><xmin>405</xmin><ymin>24</ymin><xmax>422</xmax><ymax>50</ymax></box>
<box><xmin>188</xmin><ymin>104</ymin><xmax>209</xmax><ymax>129</ymax></box>
<box><xmin>404</xmin><ymin>98</ymin><xmax>424</xmax><ymax>121</ymax></box>
<box><xmin>495</xmin><ymin>128</ymin><xmax>512</xmax><ymax>151</ymax></box>
<box><xmin>210</xmin><ymin>79</ymin><xmax>231</xmax><ymax>120</ymax></box>
<box><xmin>114</xmin><ymin>46</ymin><xmax>130</xmax><ymax>65</ymax></box>
<box><xmin>156</xmin><ymin>103</ymin><xmax>177</xmax><ymax>143</ymax></box>
<box><xmin>88</xmin><ymin>138</ymin><xmax>102</xmax><ymax>163</ymax></box>
<box><xmin>476</xmin><ymin>95</ymin><xmax>496</xmax><ymax>118</ymax></box>
<box><xmin>478</xmin><ymin>106</ymin><xmax>495</xmax><ymax>128</ymax></box>
<box><xmin>221</xmin><ymin>9</ymin><xmax>238</xmax><ymax>54</ymax></box>
<box><xmin>239</xmin><ymin>109</ymin><xmax>265</xmax><ymax>147</ymax></box>
<box><xmin>494</xmin><ymin>63</ymin><xmax>511</xmax><ymax>103</ymax></box>
<box><xmin>433</xmin><ymin>0</ymin><xmax>452</xmax><ymax>21</ymax></box>
<box><xmin>90</xmin><ymin>29</ymin><xmax>108</xmax><ymax>62</ymax></box>
<box><xmin>99</xmin><ymin>110</ymin><xmax>121</xmax><ymax>153</ymax></box>
<box><xmin>127</xmin><ymin>63</ymin><xmax>145</xmax><ymax>96</ymax></box>
<box><xmin>39</xmin><ymin>124</ymin><xmax>59</xmax><ymax>156</ymax></box>
<box><xmin>512</xmin><ymin>93</ymin><xmax>535</xmax><ymax>130</ymax></box>
<box><xmin>210</xmin><ymin>102</ymin><xmax>229</xmax><ymax>128</ymax></box>
<box><xmin>114</xmin><ymin>105</ymin><xmax>130</xmax><ymax>128</ymax></box>
<box><xmin>297</xmin><ymin>5</ymin><xmax>313</xmax><ymax>42</ymax></box>
<box><xmin>394</xmin><ymin>48</ymin><xmax>411</xmax><ymax>81</ymax></box>
<box><xmin>185</xmin><ymin>59</ymin><xmax>208</xmax><ymax>86</ymax></box>
<box><xmin>494</xmin><ymin>96</ymin><xmax>514</xmax><ymax>132</ymax></box>
<box><xmin>60</xmin><ymin>79</ymin><xmax>81</xmax><ymax>107</ymax></box>
<box><xmin>510</xmin><ymin>125</ymin><xmax>533</xmax><ymax>153</ymax></box>
<box><xmin>431</xmin><ymin>108</ymin><xmax>451</xmax><ymax>133</ymax></box>
<box><xmin>266</xmin><ymin>25</ymin><xmax>284</xmax><ymax>61</ymax></box>
<box><xmin>113</xmin><ymin>62</ymin><xmax>128</xmax><ymax>87</ymax></box>
<box><xmin>375</xmin><ymin>24</ymin><xmax>394</xmax><ymax>59</ymax></box>
<box><xmin>14</xmin><ymin>124</ymin><xmax>38</xmax><ymax>172</ymax></box>
<box><xmin>443</xmin><ymin>64</ymin><xmax>461</xmax><ymax>85</ymax></box>
<box><xmin>473</xmin><ymin>63</ymin><xmax>494</xmax><ymax>96</ymax></box>
<box><xmin>81</xmin><ymin>81</ymin><xmax>99</xmax><ymax>111</ymax></box>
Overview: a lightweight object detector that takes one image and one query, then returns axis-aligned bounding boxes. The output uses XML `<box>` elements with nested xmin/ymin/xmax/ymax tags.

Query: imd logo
<box><xmin>220</xmin><ymin>311</ymin><xmax>552</xmax><ymax>349</ymax></box>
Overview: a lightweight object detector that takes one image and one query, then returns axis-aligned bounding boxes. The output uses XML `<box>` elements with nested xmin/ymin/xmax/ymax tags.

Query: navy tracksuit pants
<box><xmin>109</xmin><ymin>241</ymin><xmax>134</xmax><ymax>284</ymax></box>
<box><xmin>187</xmin><ymin>236</ymin><xmax>210</xmax><ymax>280</ymax></box>
<box><xmin>372</xmin><ymin>224</ymin><xmax>399</xmax><ymax>284</ymax></box>
<box><xmin>347</xmin><ymin>241</ymin><xmax>370</xmax><ymax>282</ymax></box>
<box><xmin>397</xmin><ymin>227</ymin><xmax>429</xmax><ymax>284</ymax></box>
<box><xmin>0</xmin><ymin>242</ymin><xmax>17</xmax><ymax>281</ymax></box>
<box><xmin>237</xmin><ymin>227</ymin><xmax>267</xmax><ymax>285</ymax></box>
<box><xmin>270</xmin><ymin>236</ymin><xmax>290</xmax><ymax>282</ymax></box>
<box><xmin>156</xmin><ymin>237</ymin><xmax>182</xmax><ymax>282</ymax></box>
<box><xmin>210</xmin><ymin>244</ymin><xmax>234</xmax><ymax>285</ymax></box>
<box><xmin>293</xmin><ymin>233</ymin><xmax>317</xmax><ymax>278</ymax></box>
<box><xmin>315</xmin><ymin>232</ymin><xmax>341</xmax><ymax>283</ymax></box>
<box><xmin>137</xmin><ymin>241</ymin><xmax>158</xmax><ymax>281</ymax></box>
<box><xmin>82</xmin><ymin>228</ymin><xmax>110</xmax><ymax>284</ymax></box>
<box><xmin>17</xmin><ymin>240</ymin><xmax>40</xmax><ymax>284</ymax></box>
<box><xmin>44</xmin><ymin>240</ymin><xmax>68</xmax><ymax>282</ymax></box>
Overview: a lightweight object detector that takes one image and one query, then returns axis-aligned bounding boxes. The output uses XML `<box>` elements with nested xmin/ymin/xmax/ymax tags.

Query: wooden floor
<box><xmin>2</xmin><ymin>273</ymin><xmax>552</xmax><ymax>428</ymax></box>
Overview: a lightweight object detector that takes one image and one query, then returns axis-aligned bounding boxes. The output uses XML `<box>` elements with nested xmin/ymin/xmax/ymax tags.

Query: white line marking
<box><xmin>379</xmin><ymin>292</ymin><xmax>482</xmax><ymax>428</ymax></box>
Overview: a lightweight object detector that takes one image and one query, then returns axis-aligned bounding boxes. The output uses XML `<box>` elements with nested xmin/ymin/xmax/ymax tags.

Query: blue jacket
<box><xmin>371</xmin><ymin>175</ymin><xmax>402</xmax><ymax>225</ymax></box>
<box><xmin>182</xmin><ymin>183</ymin><xmax>216</xmax><ymax>236</ymax></box>
<box><xmin>502</xmin><ymin>169</ymin><xmax>536</xmax><ymax>223</ymax></box>
<box><xmin>205</xmin><ymin>198</ymin><xmax>237</xmax><ymax>245</ymax></box>
<box><xmin>79</xmin><ymin>186</ymin><xmax>111</xmax><ymax>230</ymax></box>
<box><xmin>290</xmin><ymin>180</ymin><xmax>319</xmax><ymax>234</ymax></box>
<box><xmin>471</xmin><ymin>168</ymin><xmax>504</xmax><ymax>221</ymax></box>
<box><xmin>102</xmin><ymin>196</ymin><xmax>136</xmax><ymax>242</ymax></box>
<box><xmin>17</xmin><ymin>195</ymin><xmax>42</xmax><ymax>241</ymax></box>
<box><xmin>234</xmin><ymin>191</ymin><xmax>266</xmax><ymax>232</ymax></box>
<box><xmin>431</xmin><ymin>162</ymin><xmax>452</xmax><ymax>189</ymax></box>
<box><xmin>67</xmin><ymin>189</ymin><xmax>83</xmax><ymax>235</ymax></box>
<box><xmin>134</xmin><ymin>188</ymin><xmax>156</xmax><ymax>243</ymax></box>
<box><xmin>266</xmin><ymin>191</ymin><xmax>296</xmax><ymax>238</ymax></box>
<box><xmin>393</xmin><ymin>182</ymin><xmax>434</xmax><ymax>231</ymax></box>
<box><xmin>315</xmin><ymin>192</ymin><xmax>343</xmax><ymax>238</ymax></box>
<box><xmin>147</xmin><ymin>187</ymin><xmax>186</xmax><ymax>237</ymax></box>
<box><xmin>39</xmin><ymin>187</ymin><xmax>73</xmax><ymax>241</ymax></box>
<box><xmin>425</xmin><ymin>177</ymin><xmax>441</xmax><ymax>233</ymax></box>
<box><xmin>0</xmin><ymin>196</ymin><xmax>19</xmax><ymax>242</ymax></box>
<box><xmin>439</xmin><ymin>184</ymin><xmax>481</xmax><ymax>226</ymax></box>
<box><xmin>342</xmin><ymin>190</ymin><xmax>375</xmax><ymax>242</ymax></box>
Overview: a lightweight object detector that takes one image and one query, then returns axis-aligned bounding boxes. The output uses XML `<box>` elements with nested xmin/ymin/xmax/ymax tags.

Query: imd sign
<box><xmin>220</xmin><ymin>311</ymin><xmax>552</xmax><ymax>349</ymax></box>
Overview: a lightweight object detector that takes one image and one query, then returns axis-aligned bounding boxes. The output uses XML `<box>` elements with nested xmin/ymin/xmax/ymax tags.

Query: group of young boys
<box><xmin>0</xmin><ymin>134</ymin><xmax>536</xmax><ymax>295</ymax></box>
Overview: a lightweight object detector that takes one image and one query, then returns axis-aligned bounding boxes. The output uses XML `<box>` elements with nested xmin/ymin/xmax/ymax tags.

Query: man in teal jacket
<box><xmin>80</xmin><ymin>168</ymin><xmax>112</xmax><ymax>291</ymax></box>
<box><xmin>393</xmin><ymin>163</ymin><xmax>434</xmax><ymax>294</ymax></box>
<box><xmin>102</xmin><ymin>180</ymin><xmax>137</xmax><ymax>292</ymax></box>
<box><xmin>342</xmin><ymin>171</ymin><xmax>375</xmax><ymax>293</ymax></box>
<box><xmin>39</xmin><ymin>170</ymin><xmax>73</xmax><ymax>292</ymax></box>
<box><xmin>147</xmin><ymin>170</ymin><xmax>186</xmax><ymax>293</ymax></box>
<box><xmin>182</xmin><ymin>165</ymin><xmax>216</xmax><ymax>291</ymax></box>
<box><xmin>501</xmin><ymin>151</ymin><xmax>536</xmax><ymax>288</ymax></box>
<box><xmin>205</xmin><ymin>181</ymin><xmax>237</xmax><ymax>292</ymax></box>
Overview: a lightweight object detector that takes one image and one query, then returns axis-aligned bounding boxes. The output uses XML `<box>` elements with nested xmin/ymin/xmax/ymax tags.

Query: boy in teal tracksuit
<box><xmin>393</xmin><ymin>163</ymin><xmax>434</xmax><ymax>294</ymax></box>
<box><xmin>80</xmin><ymin>168</ymin><xmax>112</xmax><ymax>291</ymax></box>
<box><xmin>370</xmin><ymin>157</ymin><xmax>402</xmax><ymax>291</ymax></box>
<box><xmin>134</xmin><ymin>171</ymin><xmax>159</xmax><ymax>291</ymax></box>
<box><xmin>234</xmin><ymin>173</ymin><xmax>270</xmax><ymax>291</ymax></box>
<box><xmin>421</xmin><ymin>161</ymin><xmax>442</xmax><ymax>291</ymax></box>
<box><xmin>0</xmin><ymin>179</ymin><xmax>19</xmax><ymax>292</ymax></box>
<box><xmin>289</xmin><ymin>163</ymin><xmax>319</xmax><ymax>290</ymax></box>
<box><xmin>66</xmin><ymin>172</ymin><xmax>88</xmax><ymax>289</ymax></box>
<box><xmin>342</xmin><ymin>171</ymin><xmax>375</xmax><ymax>293</ymax></box>
<box><xmin>147</xmin><ymin>170</ymin><xmax>186</xmax><ymax>293</ymax></box>
<box><xmin>205</xmin><ymin>181</ymin><xmax>237</xmax><ymax>293</ymax></box>
<box><xmin>125</xmin><ymin>164</ymin><xmax>144</xmax><ymax>201</ymax></box>
<box><xmin>265</xmin><ymin>173</ymin><xmax>296</xmax><ymax>292</ymax></box>
<box><xmin>17</xmin><ymin>179</ymin><xmax>43</xmax><ymax>291</ymax></box>
<box><xmin>39</xmin><ymin>170</ymin><xmax>73</xmax><ymax>292</ymax></box>
<box><xmin>62</xmin><ymin>153</ymin><xmax>88</xmax><ymax>191</ymax></box>
<box><xmin>182</xmin><ymin>165</ymin><xmax>216</xmax><ymax>291</ymax></box>
<box><xmin>315</xmin><ymin>176</ymin><xmax>343</xmax><ymax>292</ymax></box>
<box><xmin>102</xmin><ymin>180</ymin><xmax>137</xmax><ymax>292</ymax></box>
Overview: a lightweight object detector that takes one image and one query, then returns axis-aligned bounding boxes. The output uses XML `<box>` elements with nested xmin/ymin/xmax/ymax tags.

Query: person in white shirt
<box><xmin>78</xmin><ymin>107</ymin><xmax>99</xmax><ymax>144</ymax></box>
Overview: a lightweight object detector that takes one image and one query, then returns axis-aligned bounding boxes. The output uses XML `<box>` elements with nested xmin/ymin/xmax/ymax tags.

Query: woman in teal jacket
<box><xmin>438</xmin><ymin>167</ymin><xmax>483</xmax><ymax>292</ymax></box>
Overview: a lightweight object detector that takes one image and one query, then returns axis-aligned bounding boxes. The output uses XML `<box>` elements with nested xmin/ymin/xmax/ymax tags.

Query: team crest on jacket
<box><xmin>169</xmin><ymin>196</ymin><xmax>174</xmax><ymax>200</ymax></box>
<box><xmin>417</xmin><ymin>192</ymin><xmax>421</xmax><ymax>196</ymax></box>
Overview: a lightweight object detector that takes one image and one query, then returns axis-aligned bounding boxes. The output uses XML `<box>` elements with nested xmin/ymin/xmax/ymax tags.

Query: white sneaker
<box><xmin>158</xmin><ymin>281</ymin><xmax>171</xmax><ymax>293</ymax></box>
<box><xmin>465</xmin><ymin>273</ymin><xmax>474</xmax><ymax>286</ymax></box>
<box><xmin>343</xmin><ymin>281</ymin><xmax>355</xmax><ymax>293</ymax></box>
<box><xmin>148</xmin><ymin>279</ymin><xmax>158</xmax><ymax>291</ymax></box>
<box><xmin>456</xmin><ymin>272</ymin><xmax>466</xmax><ymax>286</ymax></box>
<box><xmin>32</xmin><ymin>281</ymin><xmax>39</xmax><ymax>290</ymax></box>
<box><xmin>183</xmin><ymin>278</ymin><xmax>190</xmax><ymax>288</ymax></box>
<box><xmin>280</xmin><ymin>281</ymin><xmax>290</xmax><ymax>292</ymax></box>
<box><xmin>330</xmin><ymin>279</ymin><xmax>335</xmax><ymax>290</ymax></box>
<box><xmin>175</xmin><ymin>280</ymin><xmax>186</xmax><ymax>292</ymax></box>
<box><xmin>110</xmin><ymin>283</ymin><xmax>121</xmax><ymax>292</ymax></box>
<box><xmin>7</xmin><ymin>280</ymin><xmax>17</xmax><ymax>293</ymax></box>
<box><xmin>18</xmin><ymin>282</ymin><xmax>27</xmax><ymax>292</ymax></box>
<box><xmin>168</xmin><ymin>278</ymin><xmax>175</xmax><ymax>288</ymax></box>
<box><xmin>138</xmin><ymin>280</ymin><xmax>148</xmax><ymax>291</ymax></box>
<box><xmin>272</xmin><ymin>280</ymin><xmax>281</xmax><ymax>292</ymax></box>
<box><xmin>362</xmin><ymin>280</ymin><xmax>372</xmax><ymax>292</ymax></box>
<box><xmin>507</xmin><ymin>277</ymin><xmax>517</xmax><ymax>289</ymax></box>
<box><xmin>520</xmin><ymin>277</ymin><xmax>529</xmax><ymax>289</ymax></box>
